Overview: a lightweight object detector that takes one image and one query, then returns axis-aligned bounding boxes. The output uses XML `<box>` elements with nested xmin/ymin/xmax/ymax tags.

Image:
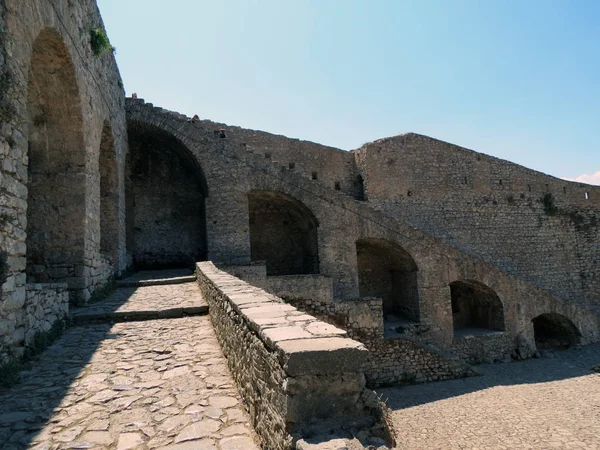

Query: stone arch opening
<box><xmin>356</xmin><ymin>238</ymin><xmax>420</xmax><ymax>323</ymax></box>
<box><xmin>450</xmin><ymin>280</ymin><xmax>504</xmax><ymax>335</ymax></box>
<box><xmin>99</xmin><ymin>121</ymin><xmax>119</xmax><ymax>271</ymax></box>
<box><xmin>532</xmin><ymin>313</ymin><xmax>581</xmax><ymax>349</ymax></box>
<box><xmin>127</xmin><ymin>121</ymin><xmax>208</xmax><ymax>269</ymax></box>
<box><xmin>354</xmin><ymin>175</ymin><xmax>365</xmax><ymax>201</ymax></box>
<box><xmin>26</xmin><ymin>28</ymin><xmax>86</xmax><ymax>286</ymax></box>
<box><xmin>248</xmin><ymin>191</ymin><xmax>319</xmax><ymax>275</ymax></box>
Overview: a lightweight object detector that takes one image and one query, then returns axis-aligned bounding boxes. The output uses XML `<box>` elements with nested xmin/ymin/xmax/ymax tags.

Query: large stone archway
<box><xmin>25</xmin><ymin>28</ymin><xmax>86</xmax><ymax>288</ymax></box>
<box><xmin>127</xmin><ymin>121</ymin><xmax>208</xmax><ymax>269</ymax></box>
<box><xmin>248</xmin><ymin>191</ymin><xmax>320</xmax><ymax>276</ymax></box>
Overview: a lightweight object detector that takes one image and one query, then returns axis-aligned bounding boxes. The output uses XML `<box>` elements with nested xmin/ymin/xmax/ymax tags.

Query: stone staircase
<box><xmin>72</xmin><ymin>269</ymin><xmax>208</xmax><ymax>325</ymax></box>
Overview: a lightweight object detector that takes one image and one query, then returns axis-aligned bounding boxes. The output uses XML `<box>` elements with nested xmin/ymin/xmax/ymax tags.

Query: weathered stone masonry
<box><xmin>125</xmin><ymin>97</ymin><xmax>600</xmax><ymax>384</ymax></box>
<box><xmin>1</xmin><ymin>0</ymin><xmax>600</xmax><ymax>393</ymax></box>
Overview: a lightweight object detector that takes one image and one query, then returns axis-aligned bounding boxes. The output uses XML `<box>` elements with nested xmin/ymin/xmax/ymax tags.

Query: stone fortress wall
<box><xmin>1</xmin><ymin>0</ymin><xmax>599</xmax><ymax>391</ymax></box>
<box><xmin>354</xmin><ymin>134</ymin><xmax>600</xmax><ymax>309</ymax></box>
<box><xmin>0</xmin><ymin>0</ymin><xmax>128</xmax><ymax>363</ymax></box>
<box><xmin>126</xmin><ymin>99</ymin><xmax>600</xmax><ymax>385</ymax></box>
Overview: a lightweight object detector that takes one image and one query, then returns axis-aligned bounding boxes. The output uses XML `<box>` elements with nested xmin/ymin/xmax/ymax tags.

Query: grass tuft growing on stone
<box><xmin>90</xmin><ymin>27</ymin><xmax>115</xmax><ymax>57</ymax></box>
<box><xmin>541</xmin><ymin>193</ymin><xmax>558</xmax><ymax>216</ymax></box>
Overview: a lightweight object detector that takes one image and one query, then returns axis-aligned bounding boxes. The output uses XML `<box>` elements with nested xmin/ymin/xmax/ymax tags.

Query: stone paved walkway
<box><xmin>72</xmin><ymin>282</ymin><xmax>208</xmax><ymax>324</ymax></box>
<box><xmin>0</xmin><ymin>272</ymin><xmax>259</xmax><ymax>450</ymax></box>
<box><xmin>381</xmin><ymin>344</ymin><xmax>600</xmax><ymax>450</ymax></box>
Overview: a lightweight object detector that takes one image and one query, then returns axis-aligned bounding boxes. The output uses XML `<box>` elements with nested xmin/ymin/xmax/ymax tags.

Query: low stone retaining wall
<box><xmin>281</xmin><ymin>296</ymin><xmax>477</xmax><ymax>387</ymax></box>
<box><xmin>196</xmin><ymin>262</ymin><xmax>391</xmax><ymax>450</ymax></box>
<box><xmin>0</xmin><ymin>282</ymin><xmax>69</xmax><ymax>363</ymax></box>
<box><xmin>23</xmin><ymin>283</ymin><xmax>69</xmax><ymax>346</ymax></box>
<box><xmin>452</xmin><ymin>331</ymin><xmax>512</xmax><ymax>364</ymax></box>
<box><xmin>364</xmin><ymin>337</ymin><xmax>477</xmax><ymax>386</ymax></box>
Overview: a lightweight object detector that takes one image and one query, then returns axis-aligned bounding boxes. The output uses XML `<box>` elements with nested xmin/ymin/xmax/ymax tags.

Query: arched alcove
<box><xmin>26</xmin><ymin>28</ymin><xmax>86</xmax><ymax>285</ymax></box>
<box><xmin>532</xmin><ymin>313</ymin><xmax>581</xmax><ymax>349</ymax></box>
<box><xmin>356</xmin><ymin>238</ymin><xmax>420</xmax><ymax>323</ymax></box>
<box><xmin>127</xmin><ymin>121</ymin><xmax>208</xmax><ymax>268</ymax></box>
<box><xmin>354</xmin><ymin>175</ymin><xmax>365</xmax><ymax>201</ymax></box>
<box><xmin>99</xmin><ymin>121</ymin><xmax>119</xmax><ymax>271</ymax></box>
<box><xmin>450</xmin><ymin>280</ymin><xmax>504</xmax><ymax>335</ymax></box>
<box><xmin>248</xmin><ymin>191</ymin><xmax>319</xmax><ymax>275</ymax></box>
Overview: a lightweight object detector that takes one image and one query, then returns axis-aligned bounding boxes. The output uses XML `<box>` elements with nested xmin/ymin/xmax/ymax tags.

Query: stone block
<box><xmin>2</xmin><ymin>288</ymin><xmax>25</xmax><ymax>311</ymax></box>
<box><xmin>2</xmin><ymin>275</ymin><xmax>15</xmax><ymax>292</ymax></box>
<box><xmin>278</xmin><ymin>337</ymin><xmax>367</xmax><ymax>376</ymax></box>
<box><xmin>262</xmin><ymin>326</ymin><xmax>313</xmax><ymax>345</ymax></box>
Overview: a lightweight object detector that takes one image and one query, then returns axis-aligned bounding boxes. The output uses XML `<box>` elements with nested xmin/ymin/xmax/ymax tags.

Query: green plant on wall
<box><xmin>541</xmin><ymin>193</ymin><xmax>558</xmax><ymax>215</ymax></box>
<box><xmin>90</xmin><ymin>27</ymin><xmax>115</xmax><ymax>57</ymax></box>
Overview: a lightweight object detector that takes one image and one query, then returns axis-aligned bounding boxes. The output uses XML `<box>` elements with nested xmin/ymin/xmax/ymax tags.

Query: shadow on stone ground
<box><xmin>0</xmin><ymin>324</ymin><xmax>123</xmax><ymax>448</ymax></box>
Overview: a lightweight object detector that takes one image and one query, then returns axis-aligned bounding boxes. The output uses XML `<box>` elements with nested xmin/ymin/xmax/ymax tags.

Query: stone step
<box><xmin>117</xmin><ymin>274</ymin><xmax>196</xmax><ymax>288</ymax></box>
<box><xmin>72</xmin><ymin>304</ymin><xmax>208</xmax><ymax>325</ymax></box>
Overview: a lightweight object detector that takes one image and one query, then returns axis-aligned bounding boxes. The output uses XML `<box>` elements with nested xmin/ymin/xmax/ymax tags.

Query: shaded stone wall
<box><xmin>0</xmin><ymin>0</ymin><xmax>127</xmax><ymax>362</ymax></box>
<box><xmin>450</xmin><ymin>280</ymin><xmax>505</xmax><ymax>331</ymax></box>
<box><xmin>0</xmin><ymin>283</ymin><xmax>68</xmax><ymax>362</ymax></box>
<box><xmin>356</xmin><ymin>239</ymin><xmax>420</xmax><ymax>321</ymax></box>
<box><xmin>23</xmin><ymin>283</ymin><xmax>69</xmax><ymax>347</ymax></box>
<box><xmin>248</xmin><ymin>191</ymin><xmax>319</xmax><ymax>275</ymax></box>
<box><xmin>127</xmin><ymin>122</ymin><xmax>207</xmax><ymax>268</ymax></box>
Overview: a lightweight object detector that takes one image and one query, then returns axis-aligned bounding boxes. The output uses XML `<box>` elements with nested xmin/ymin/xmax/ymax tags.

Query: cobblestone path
<box><xmin>0</xmin><ymin>272</ymin><xmax>260</xmax><ymax>450</ymax></box>
<box><xmin>381</xmin><ymin>344</ymin><xmax>600</xmax><ymax>450</ymax></box>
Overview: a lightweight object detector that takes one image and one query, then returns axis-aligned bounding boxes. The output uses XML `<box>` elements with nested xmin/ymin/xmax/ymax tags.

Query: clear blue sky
<box><xmin>97</xmin><ymin>0</ymin><xmax>600</xmax><ymax>183</ymax></box>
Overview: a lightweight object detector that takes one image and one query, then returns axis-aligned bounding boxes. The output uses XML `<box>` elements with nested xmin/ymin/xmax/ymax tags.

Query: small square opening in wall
<box><xmin>585</xmin><ymin>192</ymin><xmax>590</xmax><ymax>200</ymax></box>
<box><xmin>265</xmin><ymin>153</ymin><xmax>271</xmax><ymax>159</ymax></box>
<box><xmin>288</xmin><ymin>162</ymin><xmax>295</xmax><ymax>170</ymax></box>
<box><xmin>334</xmin><ymin>181</ymin><xmax>341</xmax><ymax>190</ymax></box>
<box><xmin>311</xmin><ymin>172</ymin><xmax>318</xmax><ymax>180</ymax></box>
